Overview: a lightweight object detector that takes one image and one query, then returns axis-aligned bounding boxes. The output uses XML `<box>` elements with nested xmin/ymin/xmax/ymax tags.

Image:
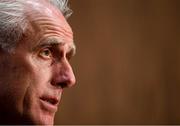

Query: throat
<box><xmin>0</xmin><ymin>110</ymin><xmax>22</xmax><ymax>124</ymax></box>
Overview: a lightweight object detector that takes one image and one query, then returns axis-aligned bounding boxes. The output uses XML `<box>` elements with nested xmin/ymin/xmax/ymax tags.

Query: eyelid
<box><xmin>38</xmin><ymin>46</ymin><xmax>53</xmax><ymax>60</ymax></box>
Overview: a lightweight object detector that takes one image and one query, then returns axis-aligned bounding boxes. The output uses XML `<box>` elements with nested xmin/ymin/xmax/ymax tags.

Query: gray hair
<box><xmin>0</xmin><ymin>0</ymin><xmax>72</xmax><ymax>52</ymax></box>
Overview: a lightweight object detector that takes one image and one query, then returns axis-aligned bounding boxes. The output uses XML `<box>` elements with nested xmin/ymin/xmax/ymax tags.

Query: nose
<box><xmin>52</xmin><ymin>59</ymin><xmax>76</xmax><ymax>88</ymax></box>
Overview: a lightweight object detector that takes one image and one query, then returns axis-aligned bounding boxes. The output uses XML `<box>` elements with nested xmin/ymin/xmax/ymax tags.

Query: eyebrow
<box><xmin>32</xmin><ymin>38</ymin><xmax>76</xmax><ymax>56</ymax></box>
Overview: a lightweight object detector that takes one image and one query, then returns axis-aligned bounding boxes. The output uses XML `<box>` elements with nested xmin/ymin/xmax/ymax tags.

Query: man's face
<box><xmin>0</xmin><ymin>1</ymin><xmax>75</xmax><ymax>125</ymax></box>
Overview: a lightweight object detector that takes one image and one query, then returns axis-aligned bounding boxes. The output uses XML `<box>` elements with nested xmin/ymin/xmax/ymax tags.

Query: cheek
<box><xmin>31</xmin><ymin>56</ymin><xmax>53</xmax><ymax>82</ymax></box>
<box><xmin>0</xmin><ymin>54</ymin><xmax>53</xmax><ymax>114</ymax></box>
<box><xmin>24</xmin><ymin>56</ymin><xmax>53</xmax><ymax>99</ymax></box>
<box><xmin>0</xmin><ymin>59</ymin><xmax>33</xmax><ymax>114</ymax></box>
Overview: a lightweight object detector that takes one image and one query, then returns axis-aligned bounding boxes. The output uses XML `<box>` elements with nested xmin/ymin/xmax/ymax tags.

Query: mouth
<box><xmin>39</xmin><ymin>95</ymin><xmax>59</xmax><ymax>113</ymax></box>
<box><xmin>40</xmin><ymin>96</ymin><xmax>58</xmax><ymax>105</ymax></box>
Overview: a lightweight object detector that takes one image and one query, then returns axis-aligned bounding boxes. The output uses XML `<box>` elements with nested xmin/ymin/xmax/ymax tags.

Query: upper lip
<box><xmin>40</xmin><ymin>95</ymin><xmax>59</xmax><ymax>106</ymax></box>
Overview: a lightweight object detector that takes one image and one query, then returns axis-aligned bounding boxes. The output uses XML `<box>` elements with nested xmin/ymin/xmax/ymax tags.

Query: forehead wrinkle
<box><xmin>28</xmin><ymin>13</ymin><xmax>73</xmax><ymax>38</ymax></box>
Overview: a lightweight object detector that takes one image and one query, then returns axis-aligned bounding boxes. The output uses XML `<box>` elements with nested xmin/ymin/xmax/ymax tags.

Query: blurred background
<box><xmin>55</xmin><ymin>0</ymin><xmax>180</xmax><ymax>124</ymax></box>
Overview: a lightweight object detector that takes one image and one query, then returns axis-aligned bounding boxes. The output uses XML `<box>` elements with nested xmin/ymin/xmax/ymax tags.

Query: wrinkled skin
<box><xmin>0</xmin><ymin>0</ymin><xmax>76</xmax><ymax>125</ymax></box>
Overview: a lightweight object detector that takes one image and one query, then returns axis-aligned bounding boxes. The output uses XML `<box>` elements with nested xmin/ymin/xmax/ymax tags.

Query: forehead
<box><xmin>23</xmin><ymin>0</ymin><xmax>74</xmax><ymax>49</ymax></box>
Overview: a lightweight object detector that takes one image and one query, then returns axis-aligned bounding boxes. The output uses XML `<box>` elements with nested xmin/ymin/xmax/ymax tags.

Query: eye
<box><xmin>39</xmin><ymin>47</ymin><xmax>53</xmax><ymax>59</ymax></box>
<box><xmin>66</xmin><ymin>49</ymin><xmax>75</xmax><ymax>61</ymax></box>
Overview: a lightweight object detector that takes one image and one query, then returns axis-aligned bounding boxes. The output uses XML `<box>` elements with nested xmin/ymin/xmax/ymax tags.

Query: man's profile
<box><xmin>0</xmin><ymin>0</ymin><xmax>76</xmax><ymax>125</ymax></box>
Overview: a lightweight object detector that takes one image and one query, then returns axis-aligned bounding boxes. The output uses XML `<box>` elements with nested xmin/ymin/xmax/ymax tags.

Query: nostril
<box><xmin>57</xmin><ymin>82</ymin><xmax>68</xmax><ymax>89</ymax></box>
<box><xmin>51</xmin><ymin>79</ymin><xmax>68</xmax><ymax>88</ymax></box>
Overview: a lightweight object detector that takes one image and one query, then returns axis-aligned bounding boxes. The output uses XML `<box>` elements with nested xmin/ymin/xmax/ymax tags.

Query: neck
<box><xmin>0</xmin><ymin>110</ymin><xmax>21</xmax><ymax>124</ymax></box>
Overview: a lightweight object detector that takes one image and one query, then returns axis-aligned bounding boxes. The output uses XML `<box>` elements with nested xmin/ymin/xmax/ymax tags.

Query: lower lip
<box><xmin>39</xmin><ymin>99</ymin><xmax>58</xmax><ymax>113</ymax></box>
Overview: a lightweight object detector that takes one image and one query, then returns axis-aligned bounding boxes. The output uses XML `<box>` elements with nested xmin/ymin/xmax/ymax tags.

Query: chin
<box><xmin>38</xmin><ymin>114</ymin><xmax>55</xmax><ymax>125</ymax></box>
<box><xmin>22</xmin><ymin>108</ymin><xmax>55</xmax><ymax>125</ymax></box>
<box><xmin>22</xmin><ymin>115</ymin><xmax>55</xmax><ymax>125</ymax></box>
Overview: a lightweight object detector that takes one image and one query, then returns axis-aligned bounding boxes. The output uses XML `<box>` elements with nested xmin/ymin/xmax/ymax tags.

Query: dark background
<box><xmin>55</xmin><ymin>0</ymin><xmax>180</xmax><ymax>124</ymax></box>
